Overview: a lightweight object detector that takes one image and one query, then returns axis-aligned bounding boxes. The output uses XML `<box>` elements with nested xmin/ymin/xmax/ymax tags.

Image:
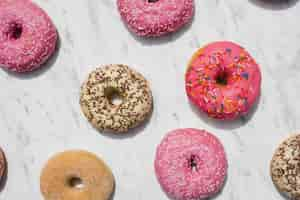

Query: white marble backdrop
<box><xmin>0</xmin><ymin>0</ymin><xmax>300</xmax><ymax>199</ymax></box>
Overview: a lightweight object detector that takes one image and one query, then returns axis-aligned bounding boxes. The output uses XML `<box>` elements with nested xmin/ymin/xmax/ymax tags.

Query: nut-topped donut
<box><xmin>80</xmin><ymin>64</ymin><xmax>153</xmax><ymax>133</ymax></box>
<box><xmin>40</xmin><ymin>150</ymin><xmax>114</xmax><ymax>200</ymax></box>
<box><xmin>271</xmin><ymin>134</ymin><xmax>300</xmax><ymax>199</ymax></box>
<box><xmin>117</xmin><ymin>0</ymin><xmax>195</xmax><ymax>37</ymax></box>
<box><xmin>0</xmin><ymin>0</ymin><xmax>57</xmax><ymax>72</ymax></box>
<box><xmin>185</xmin><ymin>41</ymin><xmax>261</xmax><ymax>120</ymax></box>
<box><xmin>0</xmin><ymin>148</ymin><xmax>6</xmax><ymax>185</ymax></box>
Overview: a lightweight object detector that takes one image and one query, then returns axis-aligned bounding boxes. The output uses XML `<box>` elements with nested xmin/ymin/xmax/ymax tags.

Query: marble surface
<box><xmin>1</xmin><ymin>0</ymin><xmax>300</xmax><ymax>199</ymax></box>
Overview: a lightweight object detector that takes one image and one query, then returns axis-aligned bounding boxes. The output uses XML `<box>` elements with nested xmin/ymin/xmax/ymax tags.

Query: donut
<box><xmin>185</xmin><ymin>41</ymin><xmax>261</xmax><ymax>120</ymax></box>
<box><xmin>80</xmin><ymin>64</ymin><xmax>153</xmax><ymax>133</ymax></box>
<box><xmin>0</xmin><ymin>0</ymin><xmax>57</xmax><ymax>73</ymax></box>
<box><xmin>40</xmin><ymin>150</ymin><xmax>114</xmax><ymax>200</ymax></box>
<box><xmin>0</xmin><ymin>148</ymin><xmax>6</xmax><ymax>184</ymax></box>
<box><xmin>270</xmin><ymin>134</ymin><xmax>300</xmax><ymax>199</ymax></box>
<box><xmin>154</xmin><ymin>128</ymin><xmax>228</xmax><ymax>200</ymax></box>
<box><xmin>117</xmin><ymin>0</ymin><xmax>194</xmax><ymax>37</ymax></box>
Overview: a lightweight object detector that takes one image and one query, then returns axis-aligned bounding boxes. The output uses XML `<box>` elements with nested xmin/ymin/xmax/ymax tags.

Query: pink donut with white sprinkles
<box><xmin>117</xmin><ymin>0</ymin><xmax>194</xmax><ymax>37</ymax></box>
<box><xmin>186</xmin><ymin>41</ymin><xmax>261</xmax><ymax>120</ymax></box>
<box><xmin>155</xmin><ymin>128</ymin><xmax>228</xmax><ymax>200</ymax></box>
<box><xmin>0</xmin><ymin>0</ymin><xmax>57</xmax><ymax>73</ymax></box>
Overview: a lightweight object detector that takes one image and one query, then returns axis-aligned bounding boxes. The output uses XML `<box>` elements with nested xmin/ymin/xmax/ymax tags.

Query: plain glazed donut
<box><xmin>185</xmin><ymin>41</ymin><xmax>261</xmax><ymax>120</ymax></box>
<box><xmin>117</xmin><ymin>0</ymin><xmax>195</xmax><ymax>37</ymax></box>
<box><xmin>80</xmin><ymin>64</ymin><xmax>153</xmax><ymax>133</ymax></box>
<box><xmin>155</xmin><ymin>128</ymin><xmax>228</xmax><ymax>200</ymax></box>
<box><xmin>0</xmin><ymin>0</ymin><xmax>57</xmax><ymax>72</ymax></box>
<box><xmin>40</xmin><ymin>150</ymin><xmax>114</xmax><ymax>200</ymax></box>
<box><xmin>271</xmin><ymin>134</ymin><xmax>300</xmax><ymax>199</ymax></box>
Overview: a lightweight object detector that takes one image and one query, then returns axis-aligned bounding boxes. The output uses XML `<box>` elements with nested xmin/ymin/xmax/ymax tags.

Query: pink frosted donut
<box><xmin>185</xmin><ymin>41</ymin><xmax>261</xmax><ymax>120</ymax></box>
<box><xmin>0</xmin><ymin>0</ymin><xmax>57</xmax><ymax>73</ymax></box>
<box><xmin>155</xmin><ymin>128</ymin><xmax>228</xmax><ymax>200</ymax></box>
<box><xmin>117</xmin><ymin>0</ymin><xmax>194</xmax><ymax>37</ymax></box>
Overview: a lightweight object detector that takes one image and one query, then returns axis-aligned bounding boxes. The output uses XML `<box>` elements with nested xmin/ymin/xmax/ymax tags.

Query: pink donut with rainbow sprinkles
<box><xmin>185</xmin><ymin>41</ymin><xmax>261</xmax><ymax>120</ymax></box>
<box><xmin>117</xmin><ymin>0</ymin><xmax>194</xmax><ymax>37</ymax></box>
<box><xmin>155</xmin><ymin>128</ymin><xmax>228</xmax><ymax>200</ymax></box>
<box><xmin>0</xmin><ymin>0</ymin><xmax>57</xmax><ymax>73</ymax></box>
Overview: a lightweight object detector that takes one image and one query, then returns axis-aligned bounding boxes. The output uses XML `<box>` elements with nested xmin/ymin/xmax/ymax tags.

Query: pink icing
<box><xmin>185</xmin><ymin>41</ymin><xmax>261</xmax><ymax>120</ymax></box>
<box><xmin>117</xmin><ymin>0</ymin><xmax>194</xmax><ymax>37</ymax></box>
<box><xmin>0</xmin><ymin>0</ymin><xmax>57</xmax><ymax>73</ymax></box>
<box><xmin>155</xmin><ymin>129</ymin><xmax>228</xmax><ymax>200</ymax></box>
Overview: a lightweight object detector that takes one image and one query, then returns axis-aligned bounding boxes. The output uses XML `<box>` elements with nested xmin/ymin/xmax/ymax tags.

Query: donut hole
<box><xmin>188</xmin><ymin>155</ymin><xmax>198</xmax><ymax>172</ymax></box>
<box><xmin>104</xmin><ymin>87</ymin><xmax>123</xmax><ymax>106</ymax></box>
<box><xmin>215</xmin><ymin>71</ymin><xmax>228</xmax><ymax>86</ymax></box>
<box><xmin>6</xmin><ymin>22</ymin><xmax>23</xmax><ymax>40</ymax></box>
<box><xmin>68</xmin><ymin>177</ymin><xmax>84</xmax><ymax>189</ymax></box>
<box><xmin>147</xmin><ymin>0</ymin><xmax>159</xmax><ymax>3</ymax></box>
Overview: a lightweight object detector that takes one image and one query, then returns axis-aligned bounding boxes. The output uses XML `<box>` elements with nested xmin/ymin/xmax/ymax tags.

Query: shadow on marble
<box><xmin>0</xmin><ymin>156</ymin><xmax>8</xmax><ymax>193</ymax></box>
<box><xmin>98</xmin><ymin>105</ymin><xmax>154</xmax><ymax>140</ymax></box>
<box><xmin>249</xmin><ymin>0</ymin><xmax>299</xmax><ymax>10</ymax></box>
<box><xmin>109</xmin><ymin>179</ymin><xmax>116</xmax><ymax>200</ymax></box>
<box><xmin>123</xmin><ymin>9</ymin><xmax>195</xmax><ymax>46</ymax></box>
<box><xmin>271</xmin><ymin>181</ymin><xmax>290</xmax><ymax>200</ymax></box>
<box><xmin>278</xmin><ymin>191</ymin><xmax>290</xmax><ymax>200</ymax></box>
<box><xmin>3</xmin><ymin>34</ymin><xmax>61</xmax><ymax>79</ymax></box>
<box><xmin>188</xmin><ymin>94</ymin><xmax>261</xmax><ymax>130</ymax></box>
